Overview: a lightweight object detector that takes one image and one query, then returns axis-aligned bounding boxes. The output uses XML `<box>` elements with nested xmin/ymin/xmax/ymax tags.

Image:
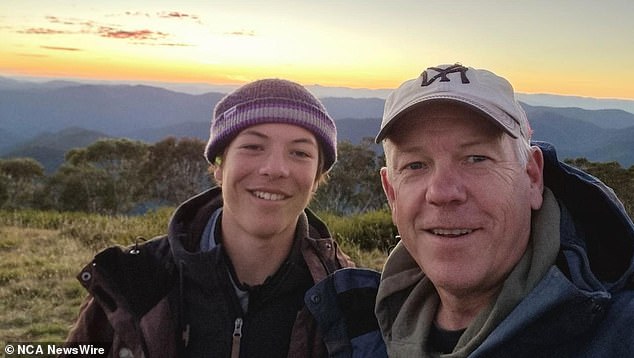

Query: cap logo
<box><xmin>421</xmin><ymin>64</ymin><xmax>470</xmax><ymax>87</ymax></box>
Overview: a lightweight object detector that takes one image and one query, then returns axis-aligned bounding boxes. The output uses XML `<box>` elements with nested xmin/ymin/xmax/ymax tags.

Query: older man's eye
<box><xmin>406</xmin><ymin>162</ymin><xmax>424</xmax><ymax>170</ymax></box>
<box><xmin>466</xmin><ymin>155</ymin><xmax>488</xmax><ymax>164</ymax></box>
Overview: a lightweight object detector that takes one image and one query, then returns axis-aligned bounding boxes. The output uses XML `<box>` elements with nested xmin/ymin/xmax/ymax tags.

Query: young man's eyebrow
<box><xmin>291</xmin><ymin>137</ymin><xmax>318</xmax><ymax>146</ymax></box>
<box><xmin>237</xmin><ymin>129</ymin><xmax>267</xmax><ymax>139</ymax></box>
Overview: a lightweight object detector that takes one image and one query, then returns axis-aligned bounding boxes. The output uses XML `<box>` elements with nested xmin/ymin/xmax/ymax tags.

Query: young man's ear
<box><xmin>213</xmin><ymin>165</ymin><xmax>223</xmax><ymax>186</ymax></box>
<box><xmin>212</xmin><ymin>156</ymin><xmax>223</xmax><ymax>186</ymax></box>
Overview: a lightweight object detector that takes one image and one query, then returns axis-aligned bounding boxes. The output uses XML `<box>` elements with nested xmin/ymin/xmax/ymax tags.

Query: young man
<box><xmin>65</xmin><ymin>79</ymin><xmax>386</xmax><ymax>357</ymax></box>
<box><xmin>374</xmin><ymin>64</ymin><xmax>634</xmax><ymax>357</ymax></box>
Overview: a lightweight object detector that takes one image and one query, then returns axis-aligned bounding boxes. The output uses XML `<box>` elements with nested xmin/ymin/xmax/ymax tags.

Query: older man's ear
<box><xmin>380</xmin><ymin>167</ymin><xmax>397</xmax><ymax>212</ymax></box>
<box><xmin>527</xmin><ymin>146</ymin><xmax>545</xmax><ymax>211</ymax></box>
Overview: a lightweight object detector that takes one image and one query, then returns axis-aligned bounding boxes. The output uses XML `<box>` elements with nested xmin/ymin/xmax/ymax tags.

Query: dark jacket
<box><xmin>65</xmin><ymin>187</ymin><xmax>387</xmax><ymax>357</ymax></box>
<box><xmin>471</xmin><ymin>142</ymin><xmax>634</xmax><ymax>357</ymax></box>
<box><xmin>375</xmin><ymin>142</ymin><xmax>634</xmax><ymax>357</ymax></box>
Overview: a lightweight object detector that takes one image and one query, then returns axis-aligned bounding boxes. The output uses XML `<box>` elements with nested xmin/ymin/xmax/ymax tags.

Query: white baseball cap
<box><xmin>375</xmin><ymin>64</ymin><xmax>531</xmax><ymax>143</ymax></box>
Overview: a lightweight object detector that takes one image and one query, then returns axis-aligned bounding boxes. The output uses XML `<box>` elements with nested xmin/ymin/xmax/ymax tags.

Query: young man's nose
<box><xmin>258</xmin><ymin>150</ymin><xmax>290</xmax><ymax>178</ymax></box>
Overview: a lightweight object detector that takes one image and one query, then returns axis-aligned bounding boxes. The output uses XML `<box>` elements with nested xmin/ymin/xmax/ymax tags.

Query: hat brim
<box><xmin>375</xmin><ymin>96</ymin><xmax>521</xmax><ymax>143</ymax></box>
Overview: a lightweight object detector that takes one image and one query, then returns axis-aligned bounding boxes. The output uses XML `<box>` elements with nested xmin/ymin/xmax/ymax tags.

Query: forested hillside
<box><xmin>1</xmin><ymin>137</ymin><xmax>632</xmax><ymax>219</ymax></box>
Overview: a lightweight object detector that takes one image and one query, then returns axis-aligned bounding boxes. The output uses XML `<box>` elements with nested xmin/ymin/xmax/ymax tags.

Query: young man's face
<box><xmin>381</xmin><ymin>103</ymin><xmax>544</xmax><ymax>301</ymax></box>
<box><xmin>215</xmin><ymin>123</ymin><xmax>320</xmax><ymax>240</ymax></box>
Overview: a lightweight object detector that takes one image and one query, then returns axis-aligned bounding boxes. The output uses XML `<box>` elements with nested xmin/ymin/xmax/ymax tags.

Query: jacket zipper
<box><xmin>231</xmin><ymin>317</ymin><xmax>243</xmax><ymax>358</ymax></box>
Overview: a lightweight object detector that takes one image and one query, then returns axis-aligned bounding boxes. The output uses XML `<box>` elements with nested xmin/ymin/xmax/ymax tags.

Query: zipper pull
<box><xmin>231</xmin><ymin>317</ymin><xmax>243</xmax><ymax>358</ymax></box>
<box><xmin>182</xmin><ymin>324</ymin><xmax>190</xmax><ymax>347</ymax></box>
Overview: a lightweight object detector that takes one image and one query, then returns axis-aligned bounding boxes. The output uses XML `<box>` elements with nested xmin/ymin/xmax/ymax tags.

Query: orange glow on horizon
<box><xmin>512</xmin><ymin>70</ymin><xmax>634</xmax><ymax>101</ymax></box>
<box><xmin>0</xmin><ymin>51</ymin><xmax>407</xmax><ymax>90</ymax></box>
<box><xmin>1</xmin><ymin>51</ymin><xmax>633</xmax><ymax>99</ymax></box>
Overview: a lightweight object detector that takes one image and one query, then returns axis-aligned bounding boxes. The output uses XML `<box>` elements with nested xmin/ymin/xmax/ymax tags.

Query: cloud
<box><xmin>116</xmin><ymin>10</ymin><xmax>200</xmax><ymax>21</ymax></box>
<box><xmin>131</xmin><ymin>42</ymin><xmax>193</xmax><ymax>47</ymax></box>
<box><xmin>19</xmin><ymin>28</ymin><xmax>70</xmax><ymax>35</ymax></box>
<box><xmin>225</xmin><ymin>30</ymin><xmax>255</xmax><ymax>37</ymax></box>
<box><xmin>123</xmin><ymin>11</ymin><xmax>151</xmax><ymax>17</ymax></box>
<box><xmin>157</xmin><ymin>11</ymin><xmax>200</xmax><ymax>20</ymax></box>
<box><xmin>15</xmin><ymin>14</ymin><xmax>193</xmax><ymax>46</ymax></box>
<box><xmin>45</xmin><ymin>15</ymin><xmax>81</xmax><ymax>26</ymax></box>
<box><xmin>44</xmin><ymin>15</ymin><xmax>62</xmax><ymax>23</ymax></box>
<box><xmin>98</xmin><ymin>27</ymin><xmax>168</xmax><ymax>40</ymax></box>
<box><xmin>45</xmin><ymin>16</ymin><xmax>112</xmax><ymax>30</ymax></box>
<box><xmin>41</xmin><ymin>45</ymin><xmax>82</xmax><ymax>51</ymax></box>
<box><xmin>162</xmin><ymin>43</ymin><xmax>191</xmax><ymax>47</ymax></box>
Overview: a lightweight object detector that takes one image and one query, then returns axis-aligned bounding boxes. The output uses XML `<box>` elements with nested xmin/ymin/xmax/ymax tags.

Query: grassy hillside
<box><xmin>1</xmin><ymin>226</ymin><xmax>88</xmax><ymax>344</ymax></box>
<box><xmin>0</xmin><ymin>209</ymin><xmax>388</xmax><ymax>345</ymax></box>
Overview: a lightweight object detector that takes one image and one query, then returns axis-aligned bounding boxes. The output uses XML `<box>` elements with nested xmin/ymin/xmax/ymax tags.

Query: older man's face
<box><xmin>381</xmin><ymin>104</ymin><xmax>544</xmax><ymax>300</ymax></box>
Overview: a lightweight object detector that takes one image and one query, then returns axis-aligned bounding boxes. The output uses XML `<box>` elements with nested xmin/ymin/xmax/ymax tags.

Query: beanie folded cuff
<box><xmin>215</xmin><ymin>98</ymin><xmax>334</xmax><ymax>138</ymax></box>
<box><xmin>206</xmin><ymin>98</ymin><xmax>336</xmax><ymax>170</ymax></box>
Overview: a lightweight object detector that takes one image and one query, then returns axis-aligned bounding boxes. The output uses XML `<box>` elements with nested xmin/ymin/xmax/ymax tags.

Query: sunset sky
<box><xmin>1</xmin><ymin>0</ymin><xmax>633</xmax><ymax>99</ymax></box>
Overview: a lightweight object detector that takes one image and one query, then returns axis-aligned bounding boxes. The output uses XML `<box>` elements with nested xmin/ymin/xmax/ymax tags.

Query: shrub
<box><xmin>319</xmin><ymin>209</ymin><xmax>398</xmax><ymax>251</ymax></box>
<box><xmin>0</xmin><ymin>208</ymin><xmax>173</xmax><ymax>251</ymax></box>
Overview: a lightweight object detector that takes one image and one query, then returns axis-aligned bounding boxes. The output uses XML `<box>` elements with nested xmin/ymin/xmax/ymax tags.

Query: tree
<box><xmin>0</xmin><ymin>158</ymin><xmax>45</xmax><ymax>209</ymax></box>
<box><xmin>312</xmin><ymin>139</ymin><xmax>386</xmax><ymax>215</ymax></box>
<box><xmin>57</xmin><ymin>138</ymin><xmax>149</xmax><ymax>213</ymax></box>
<box><xmin>140</xmin><ymin>137</ymin><xmax>211</xmax><ymax>205</ymax></box>
<box><xmin>43</xmin><ymin>164</ymin><xmax>115</xmax><ymax>212</ymax></box>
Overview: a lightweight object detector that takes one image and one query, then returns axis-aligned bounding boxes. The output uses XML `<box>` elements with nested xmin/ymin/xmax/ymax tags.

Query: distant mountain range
<box><xmin>4</xmin><ymin>75</ymin><xmax>633</xmax><ymax>113</ymax></box>
<box><xmin>3</xmin><ymin>127</ymin><xmax>113</xmax><ymax>172</ymax></box>
<box><xmin>1</xmin><ymin>77</ymin><xmax>633</xmax><ymax>173</ymax></box>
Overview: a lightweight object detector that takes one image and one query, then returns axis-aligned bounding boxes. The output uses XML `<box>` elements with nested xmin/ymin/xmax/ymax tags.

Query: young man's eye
<box><xmin>241</xmin><ymin>144</ymin><xmax>262</xmax><ymax>151</ymax></box>
<box><xmin>292</xmin><ymin>151</ymin><xmax>310</xmax><ymax>158</ymax></box>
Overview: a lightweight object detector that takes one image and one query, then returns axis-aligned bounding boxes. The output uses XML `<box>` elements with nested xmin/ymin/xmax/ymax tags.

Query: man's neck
<box><xmin>434</xmin><ymin>287</ymin><xmax>500</xmax><ymax>330</ymax></box>
<box><xmin>220</xmin><ymin>221</ymin><xmax>296</xmax><ymax>286</ymax></box>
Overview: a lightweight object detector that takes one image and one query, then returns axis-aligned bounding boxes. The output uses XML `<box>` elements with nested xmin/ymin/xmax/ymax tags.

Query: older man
<box><xmin>374</xmin><ymin>64</ymin><xmax>634</xmax><ymax>357</ymax></box>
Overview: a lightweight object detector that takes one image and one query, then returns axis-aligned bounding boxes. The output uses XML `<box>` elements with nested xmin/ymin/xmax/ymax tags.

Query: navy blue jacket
<box><xmin>474</xmin><ymin>142</ymin><xmax>634</xmax><ymax>357</ymax></box>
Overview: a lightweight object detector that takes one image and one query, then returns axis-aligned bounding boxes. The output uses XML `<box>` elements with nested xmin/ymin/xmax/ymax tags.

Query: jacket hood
<box><xmin>537</xmin><ymin>142</ymin><xmax>634</xmax><ymax>290</ymax></box>
<box><xmin>167</xmin><ymin>187</ymin><xmax>223</xmax><ymax>254</ymax></box>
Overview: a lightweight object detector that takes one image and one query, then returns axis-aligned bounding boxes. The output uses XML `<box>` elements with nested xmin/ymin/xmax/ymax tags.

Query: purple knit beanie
<box><xmin>204</xmin><ymin>78</ymin><xmax>337</xmax><ymax>172</ymax></box>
